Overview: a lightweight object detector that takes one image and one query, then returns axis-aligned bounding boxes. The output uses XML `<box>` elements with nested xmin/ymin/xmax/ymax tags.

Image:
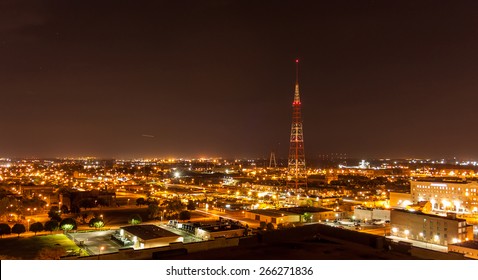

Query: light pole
<box><xmin>98</xmin><ymin>246</ymin><xmax>104</xmax><ymax>260</ymax></box>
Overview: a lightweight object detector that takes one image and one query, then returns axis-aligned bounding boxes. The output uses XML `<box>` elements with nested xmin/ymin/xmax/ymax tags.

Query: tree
<box><xmin>136</xmin><ymin>197</ymin><xmax>146</xmax><ymax>206</ymax></box>
<box><xmin>161</xmin><ymin>197</ymin><xmax>185</xmax><ymax>217</ymax></box>
<box><xmin>78</xmin><ymin>198</ymin><xmax>95</xmax><ymax>210</ymax></box>
<box><xmin>48</xmin><ymin>206</ymin><xmax>61</xmax><ymax>221</ymax></box>
<box><xmin>44</xmin><ymin>220</ymin><xmax>59</xmax><ymax>233</ymax></box>
<box><xmin>187</xmin><ymin>200</ymin><xmax>196</xmax><ymax>210</ymax></box>
<box><xmin>0</xmin><ymin>223</ymin><xmax>11</xmax><ymax>238</ymax></box>
<box><xmin>146</xmin><ymin>197</ymin><xmax>158</xmax><ymax>205</ymax></box>
<box><xmin>76</xmin><ymin>212</ymin><xmax>95</xmax><ymax>225</ymax></box>
<box><xmin>303</xmin><ymin>212</ymin><xmax>312</xmax><ymax>223</ymax></box>
<box><xmin>266</xmin><ymin>223</ymin><xmax>275</xmax><ymax>231</ymax></box>
<box><xmin>179</xmin><ymin>210</ymin><xmax>191</xmax><ymax>221</ymax></box>
<box><xmin>21</xmin><ymin>197</ymin><xmax>47</xmax><ymax>211</ymax></box>
<box><xmin>148</xmin><ymin>203</ymin><xmax>160</xmax><ymax>219</ymax></box>
<box><xmin>70</xmin><ymin>205</ymin><xmax>80</xmax><ymax>214</ymax></box>
<box><xmin>129</xmin><ymin>214</ymin><xmax>142</xmax><ymax>225</ymax></box>
<box><xmin>60</xmin><ymin>204</ymin><xmax>69</xmax><ymax>214</ymax></box>
<box><xmin>30</xmin><ymin>222</ymin><xmax>44</xmax><ymax>235</ymax></box>
<box><xmin>301</xmin><ymin>199</ymin><xmax>314</xmax><ymax>208</ymax></box>
<box><xmin>96</xmin><ymin>197</ymin><xmax>108</xmax><ymax>207</ymax></box>
<box><xmin>60</xmin><ymin>218</ymin><xmax>77</xmax><ymax>232</ymax></box>
<box><xmin>259</xmin><ymin>221</ymin><xmax>267</xmax><ymax>230</ymax></box>
<box><xmin>88</xmin><ymin>218</ymin><xmax>105</xmax><ymax>229</ymax></box>
<box><xmin>12</xmin><ymin>223</ymin><xmax>26</xmax><ymax>237</ymax></box>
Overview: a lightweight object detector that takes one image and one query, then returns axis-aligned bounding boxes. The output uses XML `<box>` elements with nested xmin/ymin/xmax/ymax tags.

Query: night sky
<box><xmin>2</xmin><ymin>0</ymin><xmax>478</xmax><ymax>160</ymax></box>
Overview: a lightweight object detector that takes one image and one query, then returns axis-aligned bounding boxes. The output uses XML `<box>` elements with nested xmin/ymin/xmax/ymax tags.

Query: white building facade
<box><xmin>410</xmin><ymin>180</ymin><xmax>478</xmax><ymax>213</ymax></box>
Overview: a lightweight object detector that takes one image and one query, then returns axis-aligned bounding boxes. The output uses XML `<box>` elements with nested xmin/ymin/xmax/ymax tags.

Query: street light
<box><xmin>98</xmin><ymin>246</ymin><xmax>105</xmax><ymax>260</ymax></box>
<box><xmin>391</xmin><ymin>227</ymin><xmax>398</xmax><ymax>235</ymax></box>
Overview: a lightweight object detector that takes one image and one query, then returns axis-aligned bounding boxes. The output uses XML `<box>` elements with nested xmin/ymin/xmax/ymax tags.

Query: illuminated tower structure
<box><xmin>287</xmin><ymin>59</ymin><xmax>307</xmax><ymax>191</ymax></box>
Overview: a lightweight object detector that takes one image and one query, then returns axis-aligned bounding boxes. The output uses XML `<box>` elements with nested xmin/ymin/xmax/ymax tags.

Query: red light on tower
<box><xmin>295</xmin><ymin>59</ymin><xmax>299</xmax><ymax>63</ymax></box>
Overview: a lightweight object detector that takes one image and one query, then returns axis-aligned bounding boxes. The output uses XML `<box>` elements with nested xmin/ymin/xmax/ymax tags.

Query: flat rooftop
<box><xmin>199</xmin><ymin>224</ymin><xmax>244</xmax><ymax>232</ymax></box>
<box><xmin>247</xmin><ymin>209</ymin><xmax>292</xmax><ymax>217</ymax></box>
<box><xmin>451</xmin><ymin>240</ymin><xmax>478</xmax><ymax>250</ymax></box>
<box><xmin>392</xmin><ymin>209</ymin><xmax>467</xmax><ymax>222</ymax></box>
<box><xmin>121</xmin><ymin>225</ymin><xmax>179</xmax><ymax>240</ymax></box>
<box><xmin>413</xmin><ymin>177</ymin><xmax>472</xmax><ymax>184</ymax></box>
<box><xmin>248</xmin><ymin>207</ymin><xmax>334</xmax><ymax>217</ymax></box>
<box><xmin>281</xmin><ymin>207</ymin><xmax>334</xmax><ymax>214</ymax></box>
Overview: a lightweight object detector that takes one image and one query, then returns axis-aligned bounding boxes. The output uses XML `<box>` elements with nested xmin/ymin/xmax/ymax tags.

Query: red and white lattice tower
<box><xmin>287</xmin><ymin>59</ymin><xmax>307</xmax><ymax>191</ymax></box>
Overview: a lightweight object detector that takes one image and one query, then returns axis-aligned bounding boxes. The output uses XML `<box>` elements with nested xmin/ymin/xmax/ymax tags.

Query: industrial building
<box><xmin>246</xmin><ymin>207</ymin><xmax>342</xmax><ymax>225</ymax></box>
<box><xmin>119</xmin><ymin>224</ymin><xmax>183</xmax><ymax>249</ymax></box>
<box><xmin>353</xmin><ymin>207</ymin><xmax>390</xmax><ymax>221</ymax></box>
<box><xmin>169</xmin><ymin>220</ymin><xmax>246</xmax><ymax>240</ymax></box>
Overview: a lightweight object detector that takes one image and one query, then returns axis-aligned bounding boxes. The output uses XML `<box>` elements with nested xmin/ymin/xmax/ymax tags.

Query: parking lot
<box><xmin>67</xmin><ymin>223</ymin><xmax>204</xmax><ymax>257</ymax></box>
<box><xmin>68</xmin><ymin>230</ymin><xmax>123</xmax><ymax>256</ymax></box>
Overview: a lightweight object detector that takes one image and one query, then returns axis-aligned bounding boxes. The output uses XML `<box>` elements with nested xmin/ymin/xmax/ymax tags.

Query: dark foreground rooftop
<box><xmin>451</xmin><ymin>240</ymin><xmax>478</xmax><ymax>250</ymax></box>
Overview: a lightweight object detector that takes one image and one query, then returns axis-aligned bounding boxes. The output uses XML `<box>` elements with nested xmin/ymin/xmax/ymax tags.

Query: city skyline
<box><xmin>2</xmin><ymin>1</ymin><xmax>478</xmax><ymax>159</ymax></box>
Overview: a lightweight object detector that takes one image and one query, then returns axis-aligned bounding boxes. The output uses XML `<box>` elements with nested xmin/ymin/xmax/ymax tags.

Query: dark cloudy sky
<box><xmin>1</xmin><ymin>0</ymin><xmax>478</xmax><ymax>159</ymax></box>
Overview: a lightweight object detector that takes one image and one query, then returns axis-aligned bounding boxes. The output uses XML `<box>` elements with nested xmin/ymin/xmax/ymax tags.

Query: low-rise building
<box><xmin>390</xmin><ymin>209</ymin><xmax>473</xmax><ymax>246</ymax></box>
<box><xmin>246</xmin><ymin>207</ymin><xmax>342</xmax><ymax>225</ymax></box>
<box><xmin>448</xmin><ymin>241</ymin><xmax>478</xmax><ymax>259</ymax></box>
<box><xmin>119</xmin><ymin>224</ymin><xmax>183</xmax><ymax>249</ymax></box>
<box><xmin>195</xmin><ymin>224</ymin><xmax>245</xmax><ymax>240</ymax></box>
<box><xmin>246</xmin><ymin>209</ymin><xmax>298</xmax><ymax>224</ymax></box>
<box><xmin>169</xmin><ymin>220</ymin><xmax>246</xmax><ymax>240</ymax></box>
<box><xmin>354</xmin><ymin>207</ymin><xmax>390</xmax><ymax>221</ymax></box>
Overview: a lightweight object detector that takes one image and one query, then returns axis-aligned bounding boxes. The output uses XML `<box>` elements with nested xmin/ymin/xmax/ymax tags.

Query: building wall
<box><xmin>244</xmin><ymin>212</ymin><xmax>300</xmax><ymax>224</ymax></box>
<box><xmin>195</xmin><ymin>228</ymin><xmax>245</xmax><ymax>240</ymax></box>
<box><xmin>372</xmin><ymin>209</ymin><xmax>391</xmax><ymax>221</ymax></box>
<box><xmin>390</xmin><ymin>209</ymin><xmax>473</xmax><ymax>246</ymax></box>
<box><xmin>353</xmin><ymin>208</ymin><xmax>390</xmax><ymax>221</ymax></box>
<box><xmin>389</xmin><ymin>192</ymin><xmax>412</xmax><ymax>208</ymax></box>
<box><xmin>354</xmin><ymin>208</ymin><xmax>373</xmax><ymax>221</ymax></box>
<box><xmin>410</xmin><ymin>181</ymin><xmax>478</xmax><ymax>212</ymax></box>
<box><xmin>121</xmin><ymin>228</ymin><xmax>183</xmax><ymax>249</ymax></box>
<box><xmin>309</xmin><ymin>211</ymin><xmax>340</xmax><ymax>222</ymax></box>
<box><xmin>448</xmin><ymin>244</ymin><xmax>478</xmax><ymax>259</ymax></box>
<box><xmin>138</xmin><ymin>236</ymin><xmax>183</xmax><ymax>249</ymax></box>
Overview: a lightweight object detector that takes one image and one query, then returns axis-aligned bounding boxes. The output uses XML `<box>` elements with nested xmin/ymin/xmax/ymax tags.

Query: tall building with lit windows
<box><xmin>410</xmin><ymin>179</ymin><xmax>478</xmax><ymax>213</ymax></box>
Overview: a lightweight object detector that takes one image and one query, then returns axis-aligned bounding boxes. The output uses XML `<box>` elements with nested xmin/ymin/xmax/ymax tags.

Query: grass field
<box><xmin>0</xmin><ymin>234</ymin><xmax>82</xmax><ymax>260</ymax></box>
